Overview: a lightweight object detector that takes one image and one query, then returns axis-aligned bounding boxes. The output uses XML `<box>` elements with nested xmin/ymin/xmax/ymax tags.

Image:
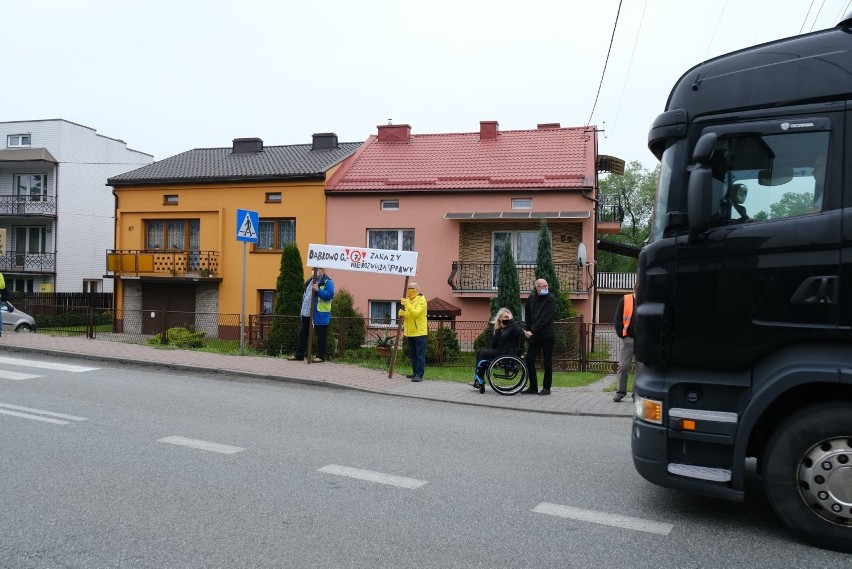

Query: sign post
<box><xmin>236</xmin><ymin>209</ymin><xmax>259</xmax><ymax>355</ymax></box>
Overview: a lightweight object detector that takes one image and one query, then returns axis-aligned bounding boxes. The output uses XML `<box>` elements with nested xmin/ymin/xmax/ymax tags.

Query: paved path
<box><xmin>0</xmin><ymin>333</ymin><xmax>633</xmax><ymax>418</ymax></box>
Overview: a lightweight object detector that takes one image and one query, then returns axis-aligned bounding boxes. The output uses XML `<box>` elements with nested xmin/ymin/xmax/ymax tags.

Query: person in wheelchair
<box><xmin>470</xmin><ymin>307</ymin><xmax>525</xmax><ymax>393</ymax></box>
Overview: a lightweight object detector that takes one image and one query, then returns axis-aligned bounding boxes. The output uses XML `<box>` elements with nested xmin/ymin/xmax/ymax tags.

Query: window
<box><xmin>83</xmin><ymin>279</ymin><xmax>102</xmax><ymax>293</ymax></box>
<box><xmin>146</xmin><ymin>219</ymin><xmax>200</xmax><ymax>250</ymax></box>
<box><xmin>381</xmin><ymin>200</ymin><xmax>399</xmax><ymax>210</ymax></box>
<box><xmin>368</xmin><ymin>229</ymin><xmax>414</xmax><ymax>251</ymax></box>
<box><xmin>492</xmin><ymin>230</ymin><xmax>542</xmax><ymax>288</ymax></box>
<box><xmin>255</xmin><ymin>218</ymin><xmax>295</xmax><ymax>251</ymax></box>
<box><xmin>512</xmin><ymin>198</ymin><xmax>532</xmax><ymax>209</ymax></box>
<box><xmin>369</xmin><ymin>300</ymin><xmax>400</xmax><ymax>327</ymax></box>
<box><xmin>707</xmin><ymin>129</ymin><xmax>830</xmax><ymax>225</ymax></box>
<box><xmin>15</xmin><ymin>174</ymin><xmax>47</xmax><ymax>201</ymax></box>
<box><xmin>11</xmin><ymin>278</ymin><xmax>34</xmax><ymax>293</ymax></box>
<box><xmin>7</xmin><ymin>134</ymin><xmax>31</xmax><ymax>148</ymax></box>
<box><xmin>265</xmin><ymin>192</ymin><xmax>282</xmax><ymax>203</ymax></box>
<box><xmin>163</xmin><ymin>195</ymin><xmax>179</xmax><ymax>205</ymax></box>
<box><xmin>260</xmin><ymin>290</ymin><xmax>275</xmax><ymax>314</ymax></box>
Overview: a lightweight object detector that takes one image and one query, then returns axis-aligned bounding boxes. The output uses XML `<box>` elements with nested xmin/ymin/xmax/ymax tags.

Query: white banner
<box><xmin>307</xmin><ymin>243</ymin><xmax>418</xmax><ymax>276</ymax></box>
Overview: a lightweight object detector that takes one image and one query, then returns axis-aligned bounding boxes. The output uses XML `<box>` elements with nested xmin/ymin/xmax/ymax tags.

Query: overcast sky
<box><xmin>5</xmin><ymin>0</ymin><xmax>849</xmax><ymax>171</ymax></box>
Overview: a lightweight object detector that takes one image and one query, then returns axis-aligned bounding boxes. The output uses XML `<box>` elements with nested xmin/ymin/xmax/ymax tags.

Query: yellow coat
<box><xmin>400</xmin><ymin>294</ymin><xmax>427</xmax><ymax>337</ymax></box>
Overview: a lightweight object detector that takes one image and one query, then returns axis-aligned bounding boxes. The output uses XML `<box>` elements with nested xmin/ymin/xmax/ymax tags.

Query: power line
<box><xmin>800</xmin><ymin>0</ymin><xmax>816</xmax><ymax>34</ymax></box>
<box><xmin>586</xmin><ymin>0</ymin><xmax>624</xmax><ymax>127</ymax></box>
<box><xmin>838</xmin><ymin>0</ymin><xmax>852</xmax><ymax>21</ymax></box>
<box><xmin>809</xmin><ymin>0</ymin><xmax>827</xmax><ymax>31</ymax></box>
<box><xmin>703</xmin><ymin>0</ymin><xmax>729</xmax><ymax>61</ymax></box>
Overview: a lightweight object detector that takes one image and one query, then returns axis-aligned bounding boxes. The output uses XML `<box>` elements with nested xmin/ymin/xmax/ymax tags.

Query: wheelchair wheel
<box><xmin>487</xmin><ymin>355</ymin><xmax>528</xmax><ymax>395</ymax></box>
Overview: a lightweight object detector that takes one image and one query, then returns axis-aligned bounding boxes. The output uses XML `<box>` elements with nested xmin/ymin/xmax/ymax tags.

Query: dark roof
<box><xmin>108</xmin><ymin>141</ymin><xmax>362</xmax><ymax>186</ymax></box>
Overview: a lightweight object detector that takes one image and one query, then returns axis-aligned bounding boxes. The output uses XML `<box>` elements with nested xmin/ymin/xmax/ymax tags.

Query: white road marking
<box><xmin>0</xmin><ymin>356</ymin><xmax>99</xmax><ymax>372</ymax></box>
<box><xmin>0</xmin><ymin>402</ymin><xmax>89</xmax><ymax>425</ymax></box>
<box><xmin>0</xmin><ymin>369</ymin><xmax>42</xmax><ymax>380</ymax></box>
<box><xmin>318</xmin><ymin>464</ymin><xmax>427</xmax><ymax>489</ymax></box>
<box><xmin>157</xmin><ymin>436</ymin><xmax>245</xmax><ymax>455</ymax></box>
<box><xmin>533</xmin><ymin>502</ymin><xmax>674</xmax><ymax>536</ymax></box>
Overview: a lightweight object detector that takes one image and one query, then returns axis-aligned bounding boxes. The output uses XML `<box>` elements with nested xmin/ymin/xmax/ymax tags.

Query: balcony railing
<box><xmin>107</xmin><ymin>250</ymin><xmax>220</xmax><ymax>277</ymax></box>
<box><xmin>596</xmin><ymin>271</ymin><xmax>636</xmax><ymax>290</ymax></box>
<box><xmin>0</xmin><ymin>194</ymin><xmax>57</xmax><ymax>216</ymax></box>
<box><xmin>448</xmin><ymin>262</ymin><xmax>588</xmax><ymax>293</ymax></box>
<box><xmin>0</xmin><ymin>252</ymin><xmax>56</xmax><ymax>273</ymax></box>
<box><xmin>597</xmin><ymin>197</ymin><xmax>624</xmax><ymax>224</ymax></box>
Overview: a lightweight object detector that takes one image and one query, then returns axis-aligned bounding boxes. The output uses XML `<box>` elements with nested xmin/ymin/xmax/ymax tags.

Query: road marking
<box><xmin>0</xmin><ymin>402</ymin><xmax>88</xmax><ymax>425</ymax></box>
<box><xmin>0</xmin><ymin>369</ymin><xmax>42</xmax><ymax>380</ymax></box>
<box><xmin>318</xmin><ymin>464</ymin><xmax>427</xmax><ymax>489</ymax></box>
<box><xmin>533</xmin><ymin>502</ymin><xmax>674</xmax><ymax>536</ymax></box>
<box><xmin>0</xmin><ymin>356</ymin><xmax>99</xmax><ymax>372</ymax></box>
<box><xmin>157</xmin><ymin>436</ymin><xmax>245</xmax><ymax>455</ymax></box>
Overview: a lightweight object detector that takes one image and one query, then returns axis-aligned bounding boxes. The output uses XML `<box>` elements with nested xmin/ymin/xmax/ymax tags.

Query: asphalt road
<box><xmin>1</xmin><ymin>354</ymin><xmax>847</xmax><ymax>568</ymax></box>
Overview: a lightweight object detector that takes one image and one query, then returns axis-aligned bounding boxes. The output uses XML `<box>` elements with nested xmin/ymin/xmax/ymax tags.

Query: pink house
<box><xmin>324</xmin><ymin>121</ymin><xmax>620</xmax><ymax>326</ymax></box>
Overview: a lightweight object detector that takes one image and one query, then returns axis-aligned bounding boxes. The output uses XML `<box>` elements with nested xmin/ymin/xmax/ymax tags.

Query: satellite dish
<box><xmin>577</xmin><ymin>243</ymin><xmax>587</xmax><ymax>267</ymax></box>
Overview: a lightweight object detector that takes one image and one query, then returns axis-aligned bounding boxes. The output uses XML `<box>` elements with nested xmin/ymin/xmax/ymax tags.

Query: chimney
<box><xmin>480</xmin><ymin>121</ymin><xmax>498</xmax><ymax>140</ymax></box>
<box><xmin>232</xmin><ymin>138</ymin><xmax>264</xmax><ymax>153</ymax></box>
<box><xmin>537</xmin><ymin>123</ymin><xmax>561</xmax><ymax>130</ymax></box>
<box><xmin>311</xmin><ymin>132</ymin><xmax>339</xmax><ymax>150</ymax></box>
<box><xmin>377</xmin><ymin>124</ymin><xmax>411</xmax><ymax>143</ymax></box>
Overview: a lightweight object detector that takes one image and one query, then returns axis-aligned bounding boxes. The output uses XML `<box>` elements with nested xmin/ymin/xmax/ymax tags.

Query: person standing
<box><xmin>523</xmin><ymin>278</ymin><xmax>557</xmax><ymax>395</ymax></box>
<box><xmin>471</xmin><ymin>307</ymin><xmax>524</xmax><ymax>393</ymax></box>
<box><xmin>398</xmin><ymin>282</ymin><xmax>427</xmax><ymax>382</ymax></box>
<box><xmin>613</xmin><ymin>283</ymin><xmax>642</xmax><ymax>402</ymax></box>
<box><xmin>289</xmin><ymin>268</ymin><xmax>334</xmax><ymax>362</ymax></box>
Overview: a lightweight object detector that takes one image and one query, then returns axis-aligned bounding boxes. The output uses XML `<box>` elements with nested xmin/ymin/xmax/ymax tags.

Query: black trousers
<box><xmin>295</xmin><ymin>316</ymin><xmax>328</xmax><ymax>360</ymax></box>
<box><xmin>475</xmin><ymin>348</ymin><xmax>498</xmax><ymax>377</ymax></box>
<box><xmin>525</xmin><ymin>336</ymin><xmax>554</xmax><ymax>390</ymax></box>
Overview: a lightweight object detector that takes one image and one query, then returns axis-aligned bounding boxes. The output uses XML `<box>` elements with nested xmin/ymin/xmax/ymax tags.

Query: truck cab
<box><xmin>631</xmin><ymin>14</ymin><xmax>852</xmax><ymax>552</ymax></box>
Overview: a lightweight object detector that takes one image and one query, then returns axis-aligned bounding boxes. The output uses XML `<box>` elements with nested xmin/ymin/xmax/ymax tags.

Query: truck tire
<box><xmin>763</xmin><ymin>402</ymin><xmax>852</xmax><ymax>552</ymax></box>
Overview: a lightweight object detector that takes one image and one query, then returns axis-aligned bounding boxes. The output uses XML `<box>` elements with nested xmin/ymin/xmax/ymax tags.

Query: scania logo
<box><xmin>780</xmin><ymin>122</ymin><xmax>790</xmax><ymax>130</ymax></box>
<box><xmin>781</xmin><ymin>121</ymin><xmax>815</xmax><ymax>130</ymax></box>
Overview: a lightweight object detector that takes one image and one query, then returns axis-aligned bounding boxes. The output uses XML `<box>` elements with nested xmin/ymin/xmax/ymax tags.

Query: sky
<box><xmin>4</xmin><ymin>0</ymin><xmax>850</xmax><ymax>171</ymax></box>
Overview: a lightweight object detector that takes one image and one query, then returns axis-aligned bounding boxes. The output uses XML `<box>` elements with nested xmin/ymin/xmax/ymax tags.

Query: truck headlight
<box><xmin>634</xmin><ymin>395</ymin><xmax>663</xmax><ymax>425</ymax></box>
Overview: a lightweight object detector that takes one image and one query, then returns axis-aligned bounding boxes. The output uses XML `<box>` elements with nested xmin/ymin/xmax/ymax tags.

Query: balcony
<box><xmin>0</xmin><ymin>251</ymin><xmax>56</xmax><ymax>273</ymax></box>
<box><xmin>107</xmin><ymin>250</ymin><xmax>220</xmax><ymax>278</ymax></box>
<box><xmin>597</xmin><ymin>197</ymin><xmax>623</xmax><ymax>235</ymax></box>
<box><xmin>448</xmin><ymin>262</ymin><xmax>589</xmax><ymax>294</ymax></box>
<box><xmin>0</xmin><ymin>194</ymin><xmax>57</xmax><ymax>216</ymax></box>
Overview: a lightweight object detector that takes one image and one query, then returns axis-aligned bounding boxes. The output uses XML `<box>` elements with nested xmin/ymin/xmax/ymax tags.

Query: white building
<box><xmin>0</xmin><ymin>119</ymin><xmax>152</xmax><ymax>293</ymax></box>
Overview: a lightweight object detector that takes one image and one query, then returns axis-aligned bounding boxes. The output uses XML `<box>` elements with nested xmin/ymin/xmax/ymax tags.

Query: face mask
<box><xmin>538</xmin><ymin>288</ymin><xmax>549</xmax><ymax>296</ymax></box>
<box><xmin>407</xmin><ymin>289</ymin><xmax>417</xmax><ymax>300</ymax></box>
<box><xmin>502</xmin><ymin>318</ymin><xmax>514</xmax><ymax>325</ymax></box>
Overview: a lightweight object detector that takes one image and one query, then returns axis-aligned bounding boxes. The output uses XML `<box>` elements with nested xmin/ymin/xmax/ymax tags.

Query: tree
<box><xmin>534</xmin><ymin>218</ymin><xmax>574</xmax><ymax>320</ymax></box>
<box><xmin>266</xmin><ymin>244</ymin><xmax>305</xmax><ymax>356</ymax></box>
<box><xmin>331</xmin><ymin>287</ymin><xmax>366</xmax><ymax>353</ymax></box>
<box><xmin>490</xmin><ymin>242</ymin><xmax>522</xmax><ymax>321</ymax></box>
<box><xmin>769</xmin><ymin>192</ymin><xmax>813</xmax><ymax>219</ymax></box>
<box><xmin>597</xmin><ymin>160</ymin><xmax>658</xmax><ymax>272</ymax></box>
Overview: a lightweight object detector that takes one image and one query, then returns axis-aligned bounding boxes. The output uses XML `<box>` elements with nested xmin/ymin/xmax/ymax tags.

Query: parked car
<box><xmin>1</xmin><ymin>301</ymin><xmax>36</xmax><ymax>332</ymax></box>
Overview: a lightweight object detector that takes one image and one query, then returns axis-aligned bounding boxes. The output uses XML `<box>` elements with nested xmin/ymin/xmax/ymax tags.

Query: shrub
<box><xmin>148</xmin><ymin>326</ymin><xmax>205</xmax><ymax>348</ymax></box>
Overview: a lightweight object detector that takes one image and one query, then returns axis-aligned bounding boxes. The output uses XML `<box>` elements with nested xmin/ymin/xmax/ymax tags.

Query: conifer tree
<box><xmin>266</xmin><ymin>244</ymin><xmax>305</xmax><ymax>355</ymax></box>
<box><xmin>490</xmin><ymin>242</ymin><xmax>522</xmax><ymax>321</ymax></box>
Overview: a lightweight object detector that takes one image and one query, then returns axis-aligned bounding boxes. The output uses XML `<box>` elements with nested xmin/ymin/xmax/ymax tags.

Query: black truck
<box><xmin>631</xmin><ymin>13</ymin><xmax>852</xmax><ymax>552</ymax></box>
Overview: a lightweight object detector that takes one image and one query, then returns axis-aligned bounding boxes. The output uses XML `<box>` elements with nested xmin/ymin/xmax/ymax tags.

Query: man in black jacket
<box><xmin>523</xmin><ymin>278</ymin><xmax>557</xmax><ymax>395</ymax></box>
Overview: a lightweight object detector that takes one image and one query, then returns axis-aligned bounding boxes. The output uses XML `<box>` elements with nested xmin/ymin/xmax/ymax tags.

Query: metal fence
<box><xmin>15</xmin><ymin>305</ymin><xmax>624</xmax><ymax>372</ymax></box>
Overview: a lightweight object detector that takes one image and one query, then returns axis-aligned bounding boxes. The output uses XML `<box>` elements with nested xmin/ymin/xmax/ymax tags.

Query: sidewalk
<box><xmin>0</xmin><ymin>333</ymin><xmax>633</xmax><ymax>418</ymax></box>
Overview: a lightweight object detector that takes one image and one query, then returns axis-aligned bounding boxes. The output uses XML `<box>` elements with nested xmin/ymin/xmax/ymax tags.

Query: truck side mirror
<box><xmin>687</xmin><ymin>133</ymin><xmax>717</xmax><ymax>240</ymax></box>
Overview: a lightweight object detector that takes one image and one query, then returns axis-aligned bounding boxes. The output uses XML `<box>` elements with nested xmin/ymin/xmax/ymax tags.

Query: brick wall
<box><xmin>458</xmin><ymin>222</ymin><xmax>584</xmax><ymax>264</ymax></box>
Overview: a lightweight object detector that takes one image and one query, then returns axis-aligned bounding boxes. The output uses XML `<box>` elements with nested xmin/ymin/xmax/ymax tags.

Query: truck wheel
<box><xmin>763</xmin><ymin>402</ymin><xmax>852</xmax><ymax>552</ymax></box>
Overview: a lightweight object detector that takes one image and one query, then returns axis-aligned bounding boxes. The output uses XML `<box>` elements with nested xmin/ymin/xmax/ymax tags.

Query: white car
<box><xmin>1</xmin><ymin>301</ymin><xmax>37</xmax><ymax>332</ymax></box>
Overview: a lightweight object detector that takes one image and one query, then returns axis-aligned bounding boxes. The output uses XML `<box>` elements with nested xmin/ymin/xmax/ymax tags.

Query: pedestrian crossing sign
<box><xmin>236</xmin><ymin>209</ymin><xmax>259</xmax><ymax>243</ymax></box>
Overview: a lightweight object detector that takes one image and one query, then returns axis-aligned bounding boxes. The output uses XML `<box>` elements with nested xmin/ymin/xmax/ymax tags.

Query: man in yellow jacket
<box><xmin>399</xmin><ymin>282</ymin><xmax>428</xmax><ymax>382</ymax></box>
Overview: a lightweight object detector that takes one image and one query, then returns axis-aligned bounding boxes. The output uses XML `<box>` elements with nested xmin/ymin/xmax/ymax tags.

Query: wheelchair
<box><xmin>484</xmin><ymin>354</ymin><xmax>529</xmax><ymax>395</ymax></box>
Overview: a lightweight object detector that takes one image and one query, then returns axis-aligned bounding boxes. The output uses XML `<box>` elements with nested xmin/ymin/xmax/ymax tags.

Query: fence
<box><xmin>13</xmin><ymin>303</ymin><xmax>624</xmax><ymax>372</ymax></box>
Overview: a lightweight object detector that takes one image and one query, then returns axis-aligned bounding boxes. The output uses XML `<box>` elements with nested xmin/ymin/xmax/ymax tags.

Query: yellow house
<box><xmin>106</xmin><ymin>135</ymin><xmax>360</xmax><ymax>337</ymax></box>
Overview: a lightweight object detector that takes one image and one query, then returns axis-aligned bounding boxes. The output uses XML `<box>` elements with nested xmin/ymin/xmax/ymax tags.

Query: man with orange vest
<box><xmin>613</xmin><ymin>283</ymin><xmax>642</xmax><ymax>402</ymax></box>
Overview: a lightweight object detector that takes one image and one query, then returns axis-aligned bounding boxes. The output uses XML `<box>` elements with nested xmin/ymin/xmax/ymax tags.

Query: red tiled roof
<box><xmin>326</xmin><ymin>124</ymin><xmax>595</xmax><ymax>192</ymax></box>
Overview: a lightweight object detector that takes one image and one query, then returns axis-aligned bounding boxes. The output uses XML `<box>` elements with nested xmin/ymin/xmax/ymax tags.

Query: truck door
<box><xmin>673</xmin><ymin>114</ymin><xmax>843</xmax><ymax>370</ymax></box>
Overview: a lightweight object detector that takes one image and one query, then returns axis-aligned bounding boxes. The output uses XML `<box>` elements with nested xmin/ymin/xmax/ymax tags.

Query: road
<box><xmin>1</xmin><ymin>353</ymin><xmax>847</xmax><ymax>568</ymax></box>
